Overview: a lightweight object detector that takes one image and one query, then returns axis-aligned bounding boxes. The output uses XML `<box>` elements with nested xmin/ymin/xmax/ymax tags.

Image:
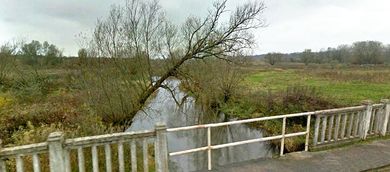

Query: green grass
<box><xmin>245</xmin><ymin>69</ymin><xmax>390</xmax><ymax>105</ymax></box>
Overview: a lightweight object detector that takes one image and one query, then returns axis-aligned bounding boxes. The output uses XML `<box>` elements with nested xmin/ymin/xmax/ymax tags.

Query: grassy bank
<box><xmin>221</xmin><ymin>65</ymin><xmax>390</xmax><ymax>153</ymax></box>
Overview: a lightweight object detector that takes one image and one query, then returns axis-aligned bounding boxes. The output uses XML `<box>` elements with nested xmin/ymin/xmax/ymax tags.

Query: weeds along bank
<box><xmin>0</xmin><ymin>58</ymin><xmax>161</xmax><ymax>170</ymax></box>
<box><xmin>0</xmin><ymin>53</ymin><xmax>168</xmax><ymax>147</ymax></box>
<box><xmin>0</xmin><ymin>65</ymin><xmax>110</xmax><ymax>146</ymax></box>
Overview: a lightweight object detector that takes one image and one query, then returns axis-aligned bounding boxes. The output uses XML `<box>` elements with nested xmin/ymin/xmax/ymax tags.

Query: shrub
<box><xmin>179</xmin><ymin>58</ymin><xmax>243</xmax><ymax>112</ymax></box>
<box><xmin>79</xmin><ymin>58</ymin><xmax>147</xmax><ymax>126</ymax></box>
<box><xmin>10</xmin><ymin>71</ymin><xmax>58</xmax><ymax>103</ymax></box>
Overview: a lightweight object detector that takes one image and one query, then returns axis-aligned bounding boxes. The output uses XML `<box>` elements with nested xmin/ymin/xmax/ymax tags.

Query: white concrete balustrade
<box><xmin>0</xmin><ymin>123</ymin><xmax>168</xmax><ymax>172</ymax></box>
<box><xmin>0</xmin><ymin>100</ymin><xmax>389</xmax><ymax>171</ymax></box>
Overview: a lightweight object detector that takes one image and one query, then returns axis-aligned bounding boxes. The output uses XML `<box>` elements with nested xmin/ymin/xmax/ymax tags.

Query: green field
<box><xmin>221</xmin><ymin>66</ymin><xmax>390</xmax><ymax>152</ymax></box>
<box><xmin>245</xmin><ymin>68</ymin><xmax>390</xmax><ymax>105</ymax></box>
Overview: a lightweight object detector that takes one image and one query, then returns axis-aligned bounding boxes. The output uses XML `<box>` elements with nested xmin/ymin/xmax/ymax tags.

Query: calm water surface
<box><xmin>127</xmin><ymin>80</ymin><xmax>273</xmax><ymax>171</ymax></box>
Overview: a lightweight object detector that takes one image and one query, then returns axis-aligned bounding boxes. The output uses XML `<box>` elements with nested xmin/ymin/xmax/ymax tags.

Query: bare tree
<box><xmin>352</xmin><ymin>41</ymin><xmax>384</xmax><ymax>64</ymax></box>
<box><xmin>0</xmin><ymin>42</ymin><xmax>18</xmax><ymax>86</ymax></box>
<box><xmin>264</xmin><ymin>52</ymin><xmax>283</xmax><ymax>65</ymax></box>
<box><xmin>301</xmin><ymin>49</ymin><xmax>313</xmax><ymax>66</ymax></box>
<box><xmin>334</xmin><ymin>45</ymin><xmax>351</xmax><ymax>63</ymax></box>
<box><xmin>84</xmin><ymin>0</ymin><xmax>266</xmax><ymax>127</ymax></box>
<box><xmin>385</xmin><ymin>45</ymin><xmax>390</xmax><ymax>63</ymax></box>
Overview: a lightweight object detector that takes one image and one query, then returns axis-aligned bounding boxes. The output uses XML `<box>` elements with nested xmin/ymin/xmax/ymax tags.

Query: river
<box><xmin>127</xmin><ymin>79</ymin><xmax>273</xmax><ymax>171</ymax></box>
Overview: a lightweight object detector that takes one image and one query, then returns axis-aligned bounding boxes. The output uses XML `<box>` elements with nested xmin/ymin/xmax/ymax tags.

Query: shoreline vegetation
<box><xmin>1</xmin><ymin>57</ymin><xmax>390</xmax><ymax>152</ymax></box>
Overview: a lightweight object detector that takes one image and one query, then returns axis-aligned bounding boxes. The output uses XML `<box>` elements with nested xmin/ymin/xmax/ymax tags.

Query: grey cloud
<box><xmin>256</xmin><ymin>0</ymin><xmax>390</xmax><ymax>54</ymax></box>
<box><xmin>0</xmin><ymin>0</ymin><xmax>390</xmax><ymax>55</ymax></box>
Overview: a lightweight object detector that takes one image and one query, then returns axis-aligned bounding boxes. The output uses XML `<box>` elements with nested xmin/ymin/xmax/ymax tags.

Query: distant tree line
<box><xmin>1</xmin><ymin>40</ymin><xmax>63</xmax><ymax>67</ymax></box>
<box><xmin>263</xmin><ymin>41</ymin><xmax>390</xmax><ymax>65</ymax></box>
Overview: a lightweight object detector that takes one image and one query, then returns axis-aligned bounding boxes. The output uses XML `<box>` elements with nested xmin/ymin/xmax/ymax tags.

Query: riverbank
<box><xmin>220</xmin><ymin>64</ymin><xmax>390</xmax><ymax>153</ymax></box>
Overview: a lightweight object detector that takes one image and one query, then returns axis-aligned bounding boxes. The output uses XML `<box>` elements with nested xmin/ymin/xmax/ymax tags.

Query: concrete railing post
<box><xmin>361</xmin><ymin>100</ymin><xmax>373</xmax><ymax>140</ymax></box>
<box><xmin>48</xmin><ymin>132</ymin><xmax>65</xmax><ymax>172</ymax></box>
<box><xmin>380</xmin><ymin>99</ymin><xmax>390</xmax><ymax>136</ymax></box>
<box><xmin>313</xmin><ymin>115</ymin><xmax>320</xmax><ymax>146</ymax></box>
<box><xmin>155</xmin><ymin>123</ymin><xmax>169</xmax><ymax>172</ymax></box>
<box><xmin>0</xmin><ymin>139</ymin><xmax>6</xmax><ymax>172</ymax></box>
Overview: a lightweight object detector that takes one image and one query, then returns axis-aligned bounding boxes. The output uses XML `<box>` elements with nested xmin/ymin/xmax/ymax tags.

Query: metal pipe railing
<box><xmin>167</xmin><ymin>101</ymin><xmax>390</xmax><ymax>171</ymax></box>
<box><xmin>168</xmin><ymin>112</ymin><xmax>313</xmax><ymax>170</ymax></box>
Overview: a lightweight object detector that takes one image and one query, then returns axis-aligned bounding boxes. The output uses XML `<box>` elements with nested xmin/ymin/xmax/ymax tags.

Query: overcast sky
<box><xmin>1</xmin><ymin>0</ymin><xmax>389</xmax><ymax>56</ymax></box>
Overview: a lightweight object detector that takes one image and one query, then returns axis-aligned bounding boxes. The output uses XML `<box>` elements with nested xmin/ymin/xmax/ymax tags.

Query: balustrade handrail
<box><xmin>0</xmin><ymin>142</ymin><xmax>48</xmax><ymax>157</ymax></box>
<box><xmin>373</xmin><ymin>103</ymin><xmax>385</xmax><ymax>108</ymax></box>
<box><xmin>0</xmin><ymin>130</ymin><xmax>156</xmax><ymax>157</ymax></box>
<box><xmin>64</xmin><ymin>129</ymin><xmax>155</xmax><ymax>148</ymax></box>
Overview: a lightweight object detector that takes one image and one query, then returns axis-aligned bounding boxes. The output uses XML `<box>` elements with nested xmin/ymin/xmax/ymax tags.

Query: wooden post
<box><xmin>155</xmin><ymin>123</ymin><xmax>169</xmax><ymax>172</ymax></box>
<box><xmin>361</xmin><ymin>100</ymin><xmax>373</xmax><ymax>139</ymax></box>
<box><xmin>380</xmin><ymin>99</ymin><xmax>390</xmax><ymax>136</ymax></box>
<box><xmin>48</xmin><ymin>132</ymin><xmax>65</xmax><ymax>172</ymax></box>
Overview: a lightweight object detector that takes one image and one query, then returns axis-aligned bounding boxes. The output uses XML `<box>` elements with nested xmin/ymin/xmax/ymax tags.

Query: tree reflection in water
<box><xmin>128</xmin><ymin>79</ymin><xmax>274</xmax><ymax>171</ymax></box>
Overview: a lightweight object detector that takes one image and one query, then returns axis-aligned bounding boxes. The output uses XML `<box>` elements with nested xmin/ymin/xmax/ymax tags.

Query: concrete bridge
<box><xmin>0</xmin><ymin>99</ymin><xmax>389</xmax><ymax>172</ymax></box>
